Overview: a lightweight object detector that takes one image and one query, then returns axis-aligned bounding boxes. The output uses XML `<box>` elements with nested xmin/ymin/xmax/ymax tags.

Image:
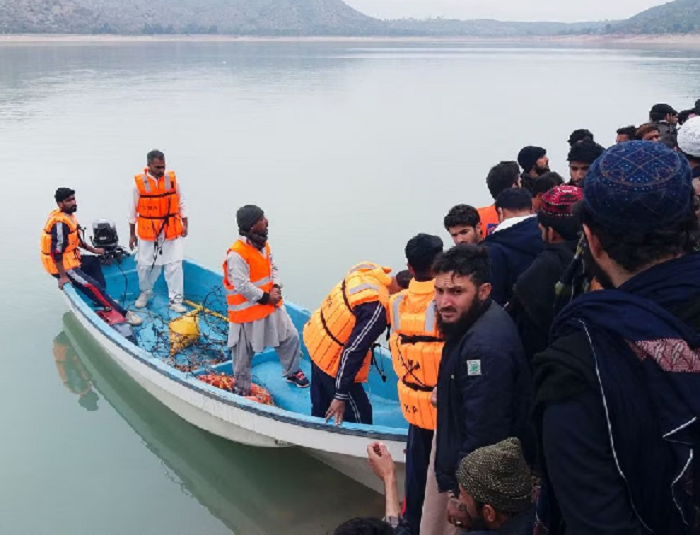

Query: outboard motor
<box><xmin>91</xmin><ymin>219</ymin><xmax>128</xmax><ymax>265</ymax></box>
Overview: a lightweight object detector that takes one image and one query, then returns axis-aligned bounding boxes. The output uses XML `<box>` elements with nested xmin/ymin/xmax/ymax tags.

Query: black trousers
<box><xmin>310</xmin><ymin>361</ymin><xmax>373</xmax><ymax>424</ymax></box>
<box><xmin>403</xmin><ymin>424</ymin><xmax>434</xmax><ymax>535</ymax></box>
<box><xmin>61</xmin><ymin>256</ymin><xmax>126</xmax><ymax>316</ymax></box>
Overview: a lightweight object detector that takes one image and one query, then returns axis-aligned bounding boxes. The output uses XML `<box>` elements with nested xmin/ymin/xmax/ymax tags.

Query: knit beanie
<box><xmin>456</xmin><ymin>438</ymin><xmax>532</xmax><ymax>514</ymax></box>
<box><xmin>517</xmin><ymin>146</ymin><xmax>547</xmax><ymax>173</ymax></box>
<box><xmin>538</xmin><ymin>185</ymin><xmax>584</xmax><ymax>241</ymax></box>
<box><xmin>583</xmin><ymin>141</ymin><xmax>694</xmax><ymax>233</ymax></box>
<box><xmin>678</xmin><ymin>116</ymin><xmax>700</xmax><ymax>158</ymax></box>
<box><xmin>236</xmin><ymin>205</ymin><xmax>264</xmax><ymax>233</ymax></box>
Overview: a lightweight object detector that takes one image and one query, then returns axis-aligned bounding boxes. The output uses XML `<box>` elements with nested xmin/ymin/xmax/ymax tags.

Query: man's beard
<box><xmin>466</xmin><ymin>512</ymin><xmax>488</xmax><ymax>532</ymax></box>
<box><xmin>437</xmin><ymin>295</ymin><xmax>488</xmax><ymax>341</ymax></box>
<box><xmin>535</xmin><ymin>164</ymin><xmax>550</xmax><ymax>176</ymax></box>
<box><xmin>582</xmin><ymin>239</ymin><xmax>615</xmax><ymax>290</ymax></box>
<box><xmin>243</xmin><ymin>229</ymin><xmax>268</xmax><ymax>250</ymax></box>
<box><xmin>64</xmin><ymin>205</ymin><xmax>77</xmax><ymax>214</ymax></box>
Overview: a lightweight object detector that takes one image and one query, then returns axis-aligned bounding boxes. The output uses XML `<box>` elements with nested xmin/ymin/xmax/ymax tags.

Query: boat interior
<box><xmin>80</xmin><ymin>255</ymin><xmax>408</xmax><ymax>430</ymax></box>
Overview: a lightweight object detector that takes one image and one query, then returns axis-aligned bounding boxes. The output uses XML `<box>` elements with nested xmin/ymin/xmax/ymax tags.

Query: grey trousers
<box><xmin>420</xmin><ymin>432</ymin><xmax>459</xmax><ymax>535</ymax></box>
<box><xmin>232</xmin><ymin>329</ymin><xmax>301</xmax><ymax>392</ymax></box>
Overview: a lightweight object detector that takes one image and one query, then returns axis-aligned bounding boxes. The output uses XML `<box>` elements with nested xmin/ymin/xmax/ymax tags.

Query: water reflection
<box><xmin>57</xmin><ymin>312</ymin><xmax>383</xmax><ymax>535</ymax></box>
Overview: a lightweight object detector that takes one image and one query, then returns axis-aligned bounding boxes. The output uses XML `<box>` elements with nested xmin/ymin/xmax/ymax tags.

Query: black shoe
<box><xmin>286</xmin><ymin>370</ymin><xmax>310</xmax><ymax>388</ymax></box>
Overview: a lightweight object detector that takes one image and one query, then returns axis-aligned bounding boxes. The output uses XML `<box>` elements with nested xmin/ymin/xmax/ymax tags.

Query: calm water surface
<box><xmin>1</xmin><ymin>41</ymin><xmax>700</xmax><ymax>534</ymax></box>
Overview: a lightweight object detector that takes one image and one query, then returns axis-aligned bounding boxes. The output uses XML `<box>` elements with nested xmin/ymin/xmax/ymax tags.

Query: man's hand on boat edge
<box><xmin>326</xmin><ymin>399</ymin><xmax>345</xmax><ymax>426</ymax></box>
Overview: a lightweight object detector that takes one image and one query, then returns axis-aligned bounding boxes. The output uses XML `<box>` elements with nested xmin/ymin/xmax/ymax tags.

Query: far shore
<box><xmin>2</xmin><ymin>33</ymin><xmax>700</xmax><ymax>47</ymax></box>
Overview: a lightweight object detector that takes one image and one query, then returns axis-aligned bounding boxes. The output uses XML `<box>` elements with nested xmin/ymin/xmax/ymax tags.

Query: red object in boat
<box><xmin>198</xmin><ymin>374</ymin><xmax>274</xmax><ymax>406</ymax></box>
<box><xmin>96</xmin><ymin>308</ymin><xmax>127</xmax><ymax>325</ymax></box>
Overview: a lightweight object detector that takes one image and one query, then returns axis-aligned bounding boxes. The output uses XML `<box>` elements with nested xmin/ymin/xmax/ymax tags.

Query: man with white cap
<box><xmin>678</xmin><ymin>115</ymin><xmax>700</xmax><ymax>194</ymax></box>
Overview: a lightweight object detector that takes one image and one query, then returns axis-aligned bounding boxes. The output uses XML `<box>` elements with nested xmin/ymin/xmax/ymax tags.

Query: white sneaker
<box><xmin>169</xmin><ymin>303</ymin><xmax>187</xmax><ymax>314</ymax></box>
<box><xmin>135</xmin><ymin>292</ymin><xmax>151</xmax><ymax>309</ymax></box>
<box><xmin>125</xmin><ymin>311</ymin><xmax>143</xmax><ymax>326</ymax></box>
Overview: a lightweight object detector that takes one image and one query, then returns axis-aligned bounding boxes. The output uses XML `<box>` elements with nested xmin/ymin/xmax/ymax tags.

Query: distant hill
<box><xmin>0</xmin><ymin>0</ymin><xmax>697</xmax><ymax>37</ymax></box>
<box><xmin>611</xmin><ymin>0</ymin><xmax>700</xmax><ymax>34</ymax></box>
<box><xmin>0</xmin><ymin>0</ymin><xmax>383</xmax><ymax>35</ymax></box>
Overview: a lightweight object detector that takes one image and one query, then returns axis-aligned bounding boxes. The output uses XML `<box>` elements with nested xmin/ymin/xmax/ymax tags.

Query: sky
<box><xmin>344</xmin><ymin>0</ymin><xmax>667</xmax><ymax>23</ymax></box>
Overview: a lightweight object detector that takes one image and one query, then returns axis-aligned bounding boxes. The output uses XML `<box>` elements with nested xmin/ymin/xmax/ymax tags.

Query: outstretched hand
<box><xmin>367</xmin><ymin>442</ymin><xmax>396</xmax><ymax>482</ymax></box>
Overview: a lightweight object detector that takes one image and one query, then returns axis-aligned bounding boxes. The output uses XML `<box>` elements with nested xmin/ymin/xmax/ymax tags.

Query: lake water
<box><xmin>2</xmin><ymin>40</ymin><xmax>700</xmax><ymax>534</ymax></box>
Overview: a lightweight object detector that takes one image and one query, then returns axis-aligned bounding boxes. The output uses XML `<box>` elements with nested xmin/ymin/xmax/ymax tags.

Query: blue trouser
<box><xmin>62</xmin><ymin>256</ymin><xmax>127</xmax><ymax>317</ymax></box>
<box><xmin>404</xmin><ymin>424</ymin><xmax>434</xmax><ymax>535</ymax></box>
<box><xmin>310</xmin><ymin>361</ymin><xmax>372</xmax><ymax>424</ymax></box>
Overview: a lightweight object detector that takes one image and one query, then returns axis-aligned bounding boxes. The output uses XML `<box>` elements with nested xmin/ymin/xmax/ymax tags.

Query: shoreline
<box><xmin>1</xmin><ymin>33</ymin><xmax>700</xmax><ymax>47</ymax></box>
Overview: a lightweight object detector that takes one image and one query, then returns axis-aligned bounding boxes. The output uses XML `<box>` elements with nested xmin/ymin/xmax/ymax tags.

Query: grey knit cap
<box><xmin>456</xmin><ymin>438</ymin><xmax>532</xmax><ymax>514</ymax></box>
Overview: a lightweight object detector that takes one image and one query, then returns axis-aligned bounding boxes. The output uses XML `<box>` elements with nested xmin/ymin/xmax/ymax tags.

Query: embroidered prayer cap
<box><xmin>583</xmin><ymin>141</ymin><xmax>693</xmax><ymax>233</ymax></box>
<box><xmin>456</xmin><ymin>438</ymin><xmax>532</xmax><ymax>514</ymax></box>
<box><xmin>678</xmin><ymin>116</ymin><xmax>700</xmax><ymax>158</ymax></box>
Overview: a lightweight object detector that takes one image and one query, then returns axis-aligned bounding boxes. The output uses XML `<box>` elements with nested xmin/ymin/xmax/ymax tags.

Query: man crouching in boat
<box><xmin>41</xmin><ymin>188</ymin><xmax>142</xmax><ymax>326</ymax></box>
<box><xmin>223</xmin><ymin>205</ymin><xmax>309</xmax><ymax>396</ymax></box>
<box><xmin>304</xmin><ymin>262</ymin><xmax>401</xmax><ymax>426</ymax></box>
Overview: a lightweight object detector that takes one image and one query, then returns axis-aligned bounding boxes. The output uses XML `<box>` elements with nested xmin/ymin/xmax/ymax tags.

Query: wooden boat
<box><xmin>62</xmin><ymin>255</ymin><xmax>407</xmax><ymax>493</ymax></box>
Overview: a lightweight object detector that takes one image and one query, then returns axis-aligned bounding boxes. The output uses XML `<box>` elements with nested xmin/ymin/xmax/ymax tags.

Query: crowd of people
<box><xmin>41</xmin><ymin>99</ymin><xmax>700</xmax><ymax>535</ymax></box>
<box><xmin>330</xmin><ymin>99</ymin><xmax>700</xmax><ymax>535</ymax></box>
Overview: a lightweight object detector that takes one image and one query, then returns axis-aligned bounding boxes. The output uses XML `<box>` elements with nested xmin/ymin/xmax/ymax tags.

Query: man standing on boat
<box><xmin>41</xmin><ymin>188</ymin><xmax>141</xmax><ymax>326</ymax></box>
<box><xmin>223</xmin><ymin>205</ymin><xmax>309</xmax><ymax>396</ymax></box>
<box><xmin>389</xmin><ymin>234</ymin><xmax>444</xmax><ymax>535</ymax></box>
<box><xmin>129</xmin><ymin>149</ymin><xmax>188</xmax><ymax>314</ymax></box>
<box><xmin>304</xmin><ymin>262</ymin><xmax>401</xmax><ymax>426</ymax></box>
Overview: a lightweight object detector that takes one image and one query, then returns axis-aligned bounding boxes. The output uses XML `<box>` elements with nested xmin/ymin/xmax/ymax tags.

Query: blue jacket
<box><xmin>484</xmin><ymin>217</ymin><xmax>544</xmax><ymax>305</ymax></box>
<box><xmin>435</xmin><ymin>301</ymin><xmax>533</xmax><ymax>493</ymax></box>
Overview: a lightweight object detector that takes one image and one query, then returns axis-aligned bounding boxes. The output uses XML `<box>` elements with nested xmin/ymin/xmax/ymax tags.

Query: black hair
<box><xmin>433</xmin><ymin>245</ymin><xmax>491</xmax><ymax>285</ymax></box>
<box><xmin>650</xmin><ymin>109</ymin><xmax>676</xmax><ymax>123</ymax></box>
<box><xmin>55</xmin><ymin>187</ymin><xmax>76</xmax><ymax>203</ymax></box>
<box><xmin>332</xmin><ymin>518</ymin><xmax>394</xmax><ymax>535</ymax></box>
<box><xmin>567</xmin><ymin>139</ymin><xmax>605</xmax><ymax>164</ymax></box>
<box><xmin>568</xmin><ymin>129</ymin><xmax>594</xmax><ymax>146</ymax></box>
<box><xmin>405</xmin><ymin>234</ymin><xmax>444</xmax><ymax>280</ymax></box>
<box><xmin>444</xmin><ymin>204</ymin><xmax>480</xmax><ymax>230</ymax></box>
<box><xmin>578</xmin><ymin>202</ymin><xmax>700</xmax><ymax>273</ymax></box>
<box><xmin>395</xmin><ymin>270</ymin><xmax>413</xmax><ymax>289</ymax></box>
<box><xmin>147</xmin><ymin>149</ymin><xmax>165</xmax><ymax>164</ymax></box>
<box><xmin>531</xmin><ymin>172</ymin><xmax>565</xmax><ymax>196</ymax></box>
<box><xmin>538</xmin><ymin>207</ymin><xmax>581</xmax><ymax>242</ymax></box>
<box><xmin>495</xmin><ymin>188</ymin><xmax>533</xmax><ymax>211</ymax></box>
<box><xmin>678</xmin><ymin>110</ymin><xmax>696</xmax><ymax>126</ymax></box>
<box><xmin>486</xmin><ymin>161</ymin><xmax>520</xmax><ymax>201</ymax></box>
<box><xmin>616</xmin><ymin>125</ymin><xmax>637</xmax><ymax>139</ymax></box>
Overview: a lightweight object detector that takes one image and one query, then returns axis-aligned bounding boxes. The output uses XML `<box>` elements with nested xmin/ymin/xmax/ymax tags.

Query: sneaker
<box><xmin>169</xmin><ymin>303</ymin><xmax>187</xmax><ymax>314</ymax></box>
<box><xmin>286</xmin><ymin>370</ymin><xmax>310</xmax><ymax>388</ymax></box>
<box><xmin>135</xmin><ymin>293</ymin><xmax>150</xmax><ymax>309</ymax></box>
<box><xmin>125</xmin><ymin>311</ymin><xmax>143</xmax><ymax>326</ymax></box>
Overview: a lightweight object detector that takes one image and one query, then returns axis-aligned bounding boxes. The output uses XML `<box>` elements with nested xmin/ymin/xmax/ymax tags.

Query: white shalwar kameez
<box><xmin>128</xmin><ymin>174</ymin><xmax>187</xmax><ymax>305</ymax></box>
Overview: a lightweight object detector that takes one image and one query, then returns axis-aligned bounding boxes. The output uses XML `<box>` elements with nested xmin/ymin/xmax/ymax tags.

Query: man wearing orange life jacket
<box><xmin>388</xmin><ymin>234</ymin><xmax>445</xmax><ymax>535</ymax></box>
<box><xmin>223</xmin><ymin>205</ymin><xmax>309</xmax><ymax>396</ymax></box>
<box><xmin>129</xmin><ymin>149</ymin><xmax>188</xmax><ymax>314</ymax></box>
<box><xmin>41</xmin><ymin>188</ymin><xmax>142</xmax><ymax>326</ymax></box>
<box><xmin>53</xmin><ymin>332</ymin><xmax>99</xmax><ymax>411</ymax></box>
<box><xmin>478</xmin><ymin>161</ymin><xmax>522</xmax><ymax>238</ymax></box>
<box><xmin>304</xmin><ymin>263</ymin><xmax>401</xmax><ymax>426</ymax></box>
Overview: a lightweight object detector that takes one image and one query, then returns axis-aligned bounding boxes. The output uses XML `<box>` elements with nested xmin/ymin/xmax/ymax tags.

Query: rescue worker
<box><xmin>389</xmin><ymin>234</ymin><xmax>444</xmax><ymax>535</ymax></box>
<box><xmin>41</xmin><ymin>188</ymin><xmax>141</xmax><ymax>326</ymax></box>
<box><xmin>129</xmin><ymin>149</ymin><xmax>188</xmax><ymax>314</ymax></box>
<box><xmin>223</xmin><ymin>205</ymin><xmax>309</xmax><ymax>396</ymax></box>
<box><xmin>305</xmin><ymin>263</ymin><xmax>401</xmax><ymax>426</ymax></box>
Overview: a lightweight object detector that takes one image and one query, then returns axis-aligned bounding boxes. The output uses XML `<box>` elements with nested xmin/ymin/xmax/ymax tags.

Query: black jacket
<box><xmin>435</xmin><ymin>301</ymin><xmax>533</xmax><ymax>493</ymax></box>
<box><xmin>509</xmin><ymin>241</ymin><xmax>577</xmax><ymax>362</ymax></box>
<box><xmin>484</xmin><ymin>217</ymin><xmax>544</xmax><ymax>305</ymax></box>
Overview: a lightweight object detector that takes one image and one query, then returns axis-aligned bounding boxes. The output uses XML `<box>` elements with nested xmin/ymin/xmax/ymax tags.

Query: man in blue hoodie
<box><xmin>483</xmin><ymin>188</ymin><xmax>543</xmax><ymax>305</ymax></box>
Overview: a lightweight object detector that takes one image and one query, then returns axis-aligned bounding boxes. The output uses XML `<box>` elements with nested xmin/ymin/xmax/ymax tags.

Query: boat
<box><xmin>58</xmin><ymin>312</ymin><xmax>384</xmax><ymax>534</ymax></box>
<box><xmin>62</xmin><ymin>254</ymin><xmax>407</xmax><ymax>493</ymax></box>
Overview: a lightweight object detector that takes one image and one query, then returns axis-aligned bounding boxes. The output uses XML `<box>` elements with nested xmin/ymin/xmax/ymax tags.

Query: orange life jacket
<box><xmin>223</xmin><ymin>239</ymin><xmax>280</xmax><ymax>324</ymax></box>
<box><xmin>389</xmin><ymin>279</ymin><xmax>444</xmax><ymax>430</ymax></box>
<box><xmin>303</xmin><ymin>262</ymin><xmax>392</xmax><ymax>383</ymax></box>
<box><xmin>134</xmin><ymin>170</ymin><xmax>183</xmax><ymax>241</ymax></box>
<box><xmin>477</xmin><ymin>204</ymin><xmax>499</xmax><ymax>238</ymax></box>
<box><xmin>41</xmin><ymin>209</ymin><xmax>82</xmax><ymax>275</ymax></box>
